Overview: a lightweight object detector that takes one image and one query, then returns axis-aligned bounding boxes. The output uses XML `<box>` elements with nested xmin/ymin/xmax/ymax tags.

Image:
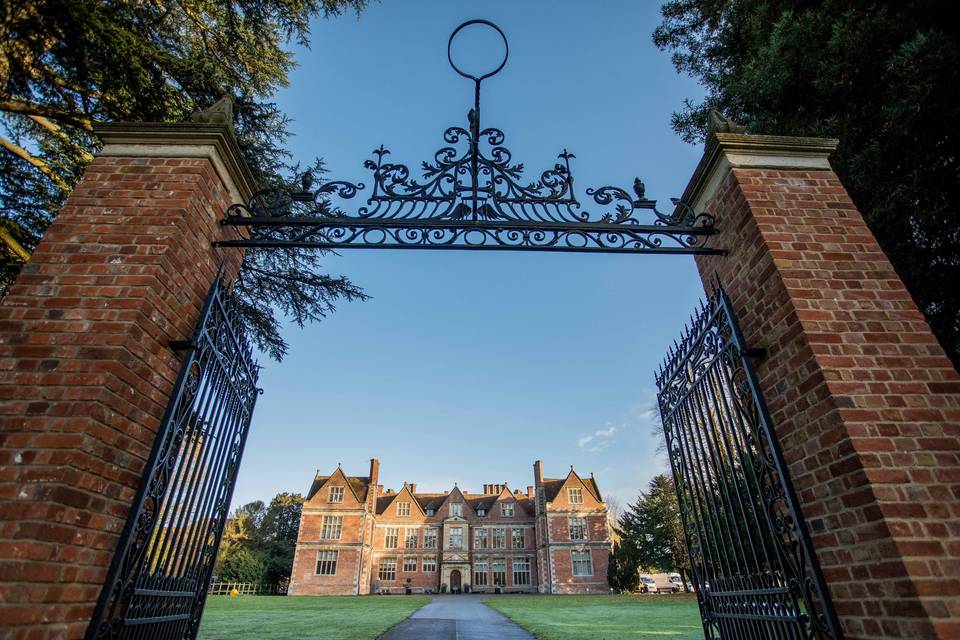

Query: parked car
<box><xmin>639</xmin><ymin>575</ymin><xmax>658</xmax><ymax>593</ymax></box>
<box><xmin>668</xmin><ymin>574</ymin><xmax>686</xmax><ymax>593</ymax></box>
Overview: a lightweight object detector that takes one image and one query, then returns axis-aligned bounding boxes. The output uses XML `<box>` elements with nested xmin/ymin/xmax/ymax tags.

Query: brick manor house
<box><xmin>289</xmin><ymin>459</ymin><xmax>611</xmax><ymax>595</ymax></box>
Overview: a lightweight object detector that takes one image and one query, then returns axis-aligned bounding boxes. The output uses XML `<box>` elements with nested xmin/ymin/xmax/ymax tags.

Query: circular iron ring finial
<box><xmin>447</xmin><ymin>19</ymin><xmax>509</xmax><ymax>82</ymax></box>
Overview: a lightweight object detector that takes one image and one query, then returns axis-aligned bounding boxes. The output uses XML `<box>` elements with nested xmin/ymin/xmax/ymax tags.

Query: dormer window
<box><xmin>501</xmin><ymin>502</ymin><xmax>514</xmax><ymax>517</ymax></box>
<box><xmin>450</xmin><ymin>503</ymin><xmax>462</xmax><ymax>517</ymax></box>
<box><xmin>477</xmin><ymin>508</ymin><xmax>486</xmax><ymax>516</ymax></box>
<box><xmin>328</xmin><ymin>486</ymin><xmax>344</xmax><ymax>503</ymax></box>
<box><xmin>425</xmin><ymin>508</ymin><xmax>435</xmax><ymax>516</ymax></box>
<box><xmin>568</xmin><ymin>488</ymin><xmax>583</xmax><ymax>504</ymax></box>
<box><xmin>397</xmin><ymin>501</ymin><xmax>411</xmax><ymax>517</ymax></box>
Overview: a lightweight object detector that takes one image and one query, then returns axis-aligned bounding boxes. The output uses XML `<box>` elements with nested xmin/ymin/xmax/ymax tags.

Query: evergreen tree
<box><xmin>0</xmin><ymin>0</ymin><xmax>370</xmax><ymax>359</ymax></box>
<box><xmin>608</xmin><ymin>542</ymin><xmax>640</xmax><ymax>593</ymax></box>
<box><xmin>617</xmin><ymin>474</ymin><xmax>690</xmax><ymax>586</ymax></box>
<box><xmin>654</xmin><ymin>1</ymin><xmax>960</xmax><ymax>369</ymax></box>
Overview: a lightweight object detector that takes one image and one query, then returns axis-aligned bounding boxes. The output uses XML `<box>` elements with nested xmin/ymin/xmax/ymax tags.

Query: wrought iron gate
<box><xmin>655</xmin><ymin>285</ymin><xmax>843</xmax><ymax>640</ymax></box>
<box><xmin>87</xmin><ymin>277</ymin><xmax>260</xmax><ymax>640</ymax></box>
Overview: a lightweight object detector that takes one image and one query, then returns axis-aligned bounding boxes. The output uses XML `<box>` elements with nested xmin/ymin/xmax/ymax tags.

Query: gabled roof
<box><xmin>306</xmin><ymin>466</ymin><xmax>371</xmax><ymax>502</ymax></box>
<box><xmin>412</xmin><ymin>493</ymin><xmax>448</xmax><ymax>512</ymax></box>
<box><xmin>441</xmin><ymin>486</ymin><xmax>473</xmax><ymax>516</ymax></box>
<box><xmin>542</xmin><ymin>468</ymin><xmax>603</xmax><ymax>503</ymax></box>
<box><xmin>374</xmin><ymin>484</ymin><xmax>425</xmax><ymax>516</ymax></box>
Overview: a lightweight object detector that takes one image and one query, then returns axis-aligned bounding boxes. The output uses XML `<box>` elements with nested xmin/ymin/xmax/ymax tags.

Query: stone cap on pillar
<box><xmin>93</xmin><ymin>120</ymin><xmax>258</xmax><ymax>204</ymax></box>
<box><xmin>682</xmin><ymin>131</ymin><xmax>839</xmax><ymax>213</ymax></box>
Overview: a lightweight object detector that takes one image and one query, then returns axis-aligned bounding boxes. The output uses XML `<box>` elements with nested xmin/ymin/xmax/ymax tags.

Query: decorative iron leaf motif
<box><xmin>220</xmin><ymin>114</ymin><xmax>719</xmax><ymax>254</ymax></box>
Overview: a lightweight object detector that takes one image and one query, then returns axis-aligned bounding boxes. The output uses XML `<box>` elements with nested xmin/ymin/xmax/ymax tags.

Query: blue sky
<box><xmin>230</xmin><ymin>0</ymin><xmax>708</xmax><ymax>512</ymax></box>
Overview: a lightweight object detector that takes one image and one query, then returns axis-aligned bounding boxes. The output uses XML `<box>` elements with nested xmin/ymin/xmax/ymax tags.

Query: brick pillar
<box><xmin>683</xmin><ymin>132</ymin><xmax>960</xmax><ymax>639</ymax></box>
<box><xmin>0</xmin><ymin>122</ymin><xmax>255</xmax><ymax>639</ymax></box>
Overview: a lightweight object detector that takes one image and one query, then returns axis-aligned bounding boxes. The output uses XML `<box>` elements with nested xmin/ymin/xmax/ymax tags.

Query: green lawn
<box><xmin>484</xmin><ymin>594</ymin><xmax>704</xmax><ymax>640</ymax></box>
<box><xmin>196</xmin><ymin>595</ymin><xmax>430</xmax><ymax>640</ymax></box>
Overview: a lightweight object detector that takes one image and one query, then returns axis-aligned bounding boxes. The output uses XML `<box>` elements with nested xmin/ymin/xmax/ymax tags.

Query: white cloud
<box><xmin>577</xmin><ymin>423</ymin><xmax>618</xmax><ymax>453</ymax></box>
<box><xmin>595</xmin><ymin>425</ymin><xmax>617</xmax><ymax>438</ymax></box>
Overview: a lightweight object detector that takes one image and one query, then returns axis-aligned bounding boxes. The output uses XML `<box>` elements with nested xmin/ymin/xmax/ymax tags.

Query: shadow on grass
<box><xmin>483</xmin><ymin>593</ymin><xmax>703</xmax><ymax>640</ymax></box>
<box><xmin>197</xmin><ymin>595</ymin><xmax>431</xmax><ymax>640</ymax></box>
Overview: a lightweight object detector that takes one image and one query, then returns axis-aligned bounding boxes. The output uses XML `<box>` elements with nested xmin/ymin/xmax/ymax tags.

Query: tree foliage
<box><xmin>608</xmin><ymin>542</ymin><xmax>640</xmax><ymax>593</ymax></box>
<box><xmin>616</xmin><ymin>474</ymin><xmax>689</xmax><ymax>588</ymax></box>
<box><xmin>0</xmin><ymin>0</ymin><xmax>370</xmax><ymax>359</ymax></box>
<box><xmin>215</xmin><ymin>492</ymin><xmax>304</xmax><ymax>584</ymax></box>
<box><xmin>654</xmin><ymin>1</ymin><xmax>960</xmax><ymax>369</ymax></box>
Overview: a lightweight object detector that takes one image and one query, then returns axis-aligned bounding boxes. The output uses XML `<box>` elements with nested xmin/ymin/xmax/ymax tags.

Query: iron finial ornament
<box><xmin>216</xmin><ymin>19</ymin><xmax>722</xmax><ymax>255</ymax></box>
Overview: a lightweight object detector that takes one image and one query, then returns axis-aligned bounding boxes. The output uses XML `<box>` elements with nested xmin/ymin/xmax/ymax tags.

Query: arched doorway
<box><xmin>450</xmin><ymin>570</ymin><xmax>462</xmax><ymax>594</ymax></box>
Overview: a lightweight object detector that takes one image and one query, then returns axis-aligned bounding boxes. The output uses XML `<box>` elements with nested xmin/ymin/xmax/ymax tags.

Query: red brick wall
<box><xmin>369</xmin><ymin>553</ymin><xmax>440</xmax><ymax>593</ymax></box>
<box><xmin>290</xmin><ymin>547</ymin><xmax>364</xmax><ymax>595</ymax></box>
<box><xmin>695</xmin><ymin>163</ymin><xmax>960</xmax><ymax>639</ymax></box>
<box><xmin>549</xmin><ymin>547</ymin><xmax>609</xmax><ymax>594</ymax></box>
<box><xmin>0</xmin><ymin>154</ymin><xmax>244</xmax><ymax>639</ymax></box>
<box><xmin>291</xmin><ymin>473</ymin><xmax>372</xmax><ymax>596</ymax></box>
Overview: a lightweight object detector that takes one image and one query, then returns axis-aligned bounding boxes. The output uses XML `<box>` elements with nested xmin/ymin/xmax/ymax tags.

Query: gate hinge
<box><xmin>169</xmin><ymin>339</ymin><xmax>197</xmax><ymax>351</ymax></box>
<box><xmin>743</xmin><ymin>347</ymin><xmax>767</xmax><ymax>359</ymax></box>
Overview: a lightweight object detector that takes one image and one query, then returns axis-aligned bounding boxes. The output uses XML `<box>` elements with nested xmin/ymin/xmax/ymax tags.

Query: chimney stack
<box><xmin>409</xmin><ymin>483</ymin><xmax>417</xmax><ymax>494</ymax></box>
<box><xmin>527</xmin><ymin>486</ymin><xmax>534</xmax><ymax>498</ymax></box>
<box><xmin>533</xmin><ymin>460</ymin><xmax>544</xmax><ymax>485</ymax></box>
<box><xmin>369</xmin><ymin>458</ymin><xmax>380</xmax><ymax>486</ymax></box>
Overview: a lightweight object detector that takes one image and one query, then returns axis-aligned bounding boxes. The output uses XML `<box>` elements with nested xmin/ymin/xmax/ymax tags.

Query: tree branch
<box><xmin>0</xmin><ymin>135</ymin><xmax>70</xmax><ymax>190</ymax></box>
<box><xmin>28</xmin><ymin>115</ymin><xmax>94</xmax><ymax>161</ymax></box>
<box><xmin>0</xmin><ymin>226</ymin><xmax>31</xmax><ymax>262</ymax></box>
<box><xmin>0</xmin><ymin>99</ymin><xmax>96</xmax><ymax>132</ymax></box>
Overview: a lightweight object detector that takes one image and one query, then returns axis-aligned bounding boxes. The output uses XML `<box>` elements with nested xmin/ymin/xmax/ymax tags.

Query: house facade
<box><xmin>289</xmin><ymin>459</ymin><xmax>611</xmax><ymax>595</ymax></box>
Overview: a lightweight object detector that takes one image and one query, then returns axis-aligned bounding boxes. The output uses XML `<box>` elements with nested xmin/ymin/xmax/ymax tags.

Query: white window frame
<box><xmin>568</xmin><ymin>516</ymin><xmax>588</xmax><ymax>541</ymax></box>
<box><xmin>422</xmin><ymin>557</ymin><xmax>437</xmax><ymax>572</ymax></box>
<box><xmin>512</xmin><ymin>558</ymin><xmax>531</xmax><ymax>586</ymax></box>
<box><xmin>568</xmin><ymin>488</ymin><xmax>584</xmax><ymax>504</ymax></box>
<box><xmin>512</xmin><ymin>528</ymin><xmax>524</xmax><ymax>548</ymax></box>
<box><xmin>403</xmin><ymin>556</ymin><xmax>417</xmax><ymax>573</ymax></box>
<box><xmin>475</xmin><ymin>528</ymin><xmax>488</xmax><ymax>549</ymax></box>
<box><xmin>492</xmin><ymin>558</ymin><xmax>506</xmax><ymax>586</ymax></box>
<box><xmin>501</xmin><ymin>502</ymin><xmax>514</xmax><ymax>517</ymax></box>
<box><xmin>449</xmin><ymin>526</ymin><xmax>463</xmax><ymax>549</ymax></box>
<box><xmin>404</xmin><ymin>528</ymin><xmax>418</xmax><ymax>548</ymax></box>
<box><xmin>424</xmin><ymin>528</ymin><xmax>438</xmax><ymax>549</ymax></box>
<box><xmin>316</xmin><ymin>550</ymin><xmax>337</xmax><ymax>575</ymax></box>
<box><xmin>327</xmin><ymin>486</ymin><xmax>344</xmax><ymax>503</ymax></box>
<box><xmin>450</xmin><ymin>503</ymin><xmax>462</xmax><ymax>517</ymax></box>
<box><xmin>397</xmin><ymin>501</ymin><xmax>411</xmax><ymax>517</ymax></box>
<box><xmin>320</xmin><ymin>515</ymin><xmax>343</xmax><ymax>540</ymax></box>
<box><xmin>571</xmin><ymin>550</ymin><xmax>593</xmax><ymax>576</ymax></box>
<box><xmin>378</xmin><ymin>558</ymin><xmax>397</xmax><ymax>581</ymax></box>
<box><xmin>384</xmin><ymin>527</ymin><xmax>399</xmax><ymax>548</ymax></box>
<box><xmin>492</xmin><ymin>527</ymin><xmax>506</xmax><ymax>549</ymax></box>
<box><xmin>474</xmin><ymin>560</ymin><xmax>488</xmax><ymax>586</ymax></box>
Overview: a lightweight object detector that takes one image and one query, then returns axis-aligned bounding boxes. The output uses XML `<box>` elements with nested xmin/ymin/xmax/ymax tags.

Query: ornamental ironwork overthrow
<box><xmin>656</xmin><ymin>284</ymin><xmax>844</xmax><ymax>640</ymax></box>
<box><xmin>215</xmin><ymin>20</ymin><xmax>721</xmax><ymax>255</ymax></box>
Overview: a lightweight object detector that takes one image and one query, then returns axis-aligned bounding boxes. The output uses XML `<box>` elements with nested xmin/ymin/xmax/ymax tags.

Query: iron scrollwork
<box><xmin>215</xmin><ymin>18</ymin><xmax>721</xmax><ymax>255</ymax></box>
<box><xmin>655</xmin><ymin>285</ymin><xmax>844</xmax><ymax>640</ymax></box>
<box><xmin>86</xmin><ymin>276</ymin><xmax>261</xmax><ymax>640</ymax></box>
<box><xmin>217</xmin><ymin>118</ymin><xmax>720</xmax><ymax>254</ymax></box>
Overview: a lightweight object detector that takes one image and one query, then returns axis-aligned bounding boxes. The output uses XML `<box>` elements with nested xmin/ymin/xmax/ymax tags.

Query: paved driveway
<box><xmin>380</xmin><ymin>595</ymin><xmax>534</xmax><ymax>640</ymax></box>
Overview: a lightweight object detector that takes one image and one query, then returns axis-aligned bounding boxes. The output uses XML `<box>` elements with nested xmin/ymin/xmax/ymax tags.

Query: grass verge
<box><xmin>196</xmin><ymin>595</ymin><xmax>430</xmax><ymax>640</ymax></box>
<box><xmin>483</xmin><ymin>593</ymin><xmax>703</xmax><ymax>639</ymax></box>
